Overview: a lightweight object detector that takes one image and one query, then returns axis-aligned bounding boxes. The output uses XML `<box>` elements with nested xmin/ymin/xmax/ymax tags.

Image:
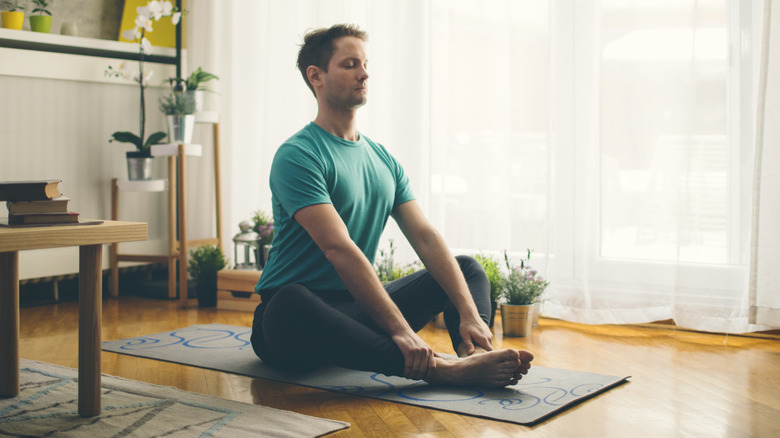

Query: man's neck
<box><xmin>313</xmin><ymin>109</ymin><xmax>359</xmax><ymax>142</ymax></box>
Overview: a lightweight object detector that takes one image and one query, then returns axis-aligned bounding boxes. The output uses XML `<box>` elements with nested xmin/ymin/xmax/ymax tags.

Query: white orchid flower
<box><xmin>129</xmin><ymin>68</ymin><xmax>153</xmax><ymax>86</ymax></box>
<box><xmin>172</xmin><ymin>12</ymin><xmax>181</xmax><ymax>25</ymax></box>
<box><xmin>142</xmin><ymin>70</ymin><xmax>154</xmax><ymax>86</ymax></box>
<box><xmin>122</xmin><ymin>27</ymin><xmax>141</xmax><ymax>41</ymax></box>
<box><xmin>135</xmin><ymin>14</ymin><xmax>153</xmax><ymax>32</ymax></box>
<box><xmin>161</xmin><ymin>1</ymin><xmax>173</xmax><ymax>17</ymax></box>
<box><xmin>115</xmin><ymin>62</ymin><xmax>135</xmax><ymax>81</ymax></box>
<box><xmin>148</xmin><ymin>1</ymin><xmax>164</xmax><ymax>20</ymax></box>
<box><xmin>136</xmin><ymin>6</ymin><xmax>150</xmax><ymax>19</ymax></box>
<box><xmin>140</xmin><ymin>37</ymin><xmax>153</xmax><ymax>54</ymax></box>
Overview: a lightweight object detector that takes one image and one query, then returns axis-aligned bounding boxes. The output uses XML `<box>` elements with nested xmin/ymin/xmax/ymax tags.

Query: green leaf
<box><xmin>144</xmin><ymin>131</ymin><xmax>168</xmax><ymax>149</ymax></box>
<box><xmin>110</xmin><ymin>131</ymin><xmax>142</xmax><ymax>150</ymax></box>
<box><xmin>186</xmin><ymin>67</ymin><xmax>219</xmax><ymax>90</ymax></box>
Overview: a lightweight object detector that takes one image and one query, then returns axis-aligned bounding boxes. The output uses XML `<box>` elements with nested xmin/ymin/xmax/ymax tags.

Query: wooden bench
<box><xmin>216</xmin><ymin>269</ymin><xmax>262</xmax><ymax>312</ymax></box>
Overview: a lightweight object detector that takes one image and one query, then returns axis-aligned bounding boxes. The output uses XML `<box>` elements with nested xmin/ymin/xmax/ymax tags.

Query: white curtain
<box><xmin>188</xmin><ymin>0</ymin><xmax>774</xmax><ymax>333</ymax></box>
<box><xmin>749</xmin><ymin>0</ymin><xmax>780</xmax><ymax>328</ymax></box>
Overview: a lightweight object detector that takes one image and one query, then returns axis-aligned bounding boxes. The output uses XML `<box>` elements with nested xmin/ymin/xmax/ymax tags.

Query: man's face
<box><xmin>319</xmin><ymin>36</ymin><xmax>369</xmax><ymax>110</ymax></box>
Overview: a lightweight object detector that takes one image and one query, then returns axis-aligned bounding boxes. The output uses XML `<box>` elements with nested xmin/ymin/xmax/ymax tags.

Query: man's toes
<box><xmin>517</xmin><ymin>349</ymin><xmax>534</xmax><ymax>362</ymax></box>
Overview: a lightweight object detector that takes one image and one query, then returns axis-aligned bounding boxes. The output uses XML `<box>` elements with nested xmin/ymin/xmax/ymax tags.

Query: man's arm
<box><xmin>391</xmin><ymin>200</ymin><xmax>494</xmax><ymax>355</ymax></box>
<box><xmin>293</xmin><ymin>203</ymin><xmax>436</xmax><ymax>380</ymax></box>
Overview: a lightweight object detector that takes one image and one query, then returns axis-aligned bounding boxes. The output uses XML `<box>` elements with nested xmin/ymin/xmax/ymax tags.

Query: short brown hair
<box><xmin>297</xmin><ymin>24</ymin><xmax>368</xmax><ymax>97</ymax></box>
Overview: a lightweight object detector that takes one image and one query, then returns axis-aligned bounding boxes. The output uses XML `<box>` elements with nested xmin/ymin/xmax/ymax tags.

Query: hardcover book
<box><xmin>7</xmin><ymin>211</ymin><xmax>80</xmax><ymax>225</ymax></box>
<box><xmin>0</xmin><ymin>180</ymin><xmax>62</xmax><ymax>202</ymax></box>
<box><xmin>6</xmin><ymin>197</ymin><xmax>70</xmax><ymax>215</ymax></box>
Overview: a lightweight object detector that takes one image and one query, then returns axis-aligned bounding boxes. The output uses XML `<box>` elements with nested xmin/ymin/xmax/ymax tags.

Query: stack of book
<box><xmin>1</xmin><ymin>180</ymin><xmax>80</xmax><ymax>225</ymax></box>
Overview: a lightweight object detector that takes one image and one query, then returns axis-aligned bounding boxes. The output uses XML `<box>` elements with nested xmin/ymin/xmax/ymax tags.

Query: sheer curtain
<box><xmin>189</xmin><ymin>0</ymin><xmax>774</xmax><ymax>333</ymax></box>
<box><xmin>749</xmin><ymin>0</ymin><xmax>780</xmax><ymax>327</ymax></box>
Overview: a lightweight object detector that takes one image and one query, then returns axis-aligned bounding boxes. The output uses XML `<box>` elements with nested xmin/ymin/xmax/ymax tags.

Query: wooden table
<box><xmin>0</xmin><ymin>220</ymin><xmax>147</xmax><ymax>417</ymax></box>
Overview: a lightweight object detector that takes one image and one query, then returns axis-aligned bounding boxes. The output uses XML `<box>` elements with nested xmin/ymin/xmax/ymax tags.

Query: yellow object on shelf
<box><xmin>117</xmin><ymin>0</ymin><xmax>187</xmax><ymax>49</ymax></box>
<box><xmin>1</xmin><ymin>11</ymin><xmax>24</xmax><ymax>30</ymax></box>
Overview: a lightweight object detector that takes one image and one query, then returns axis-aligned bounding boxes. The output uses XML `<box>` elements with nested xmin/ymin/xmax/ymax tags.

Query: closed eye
<box><xmin>343</xmin><ymin>59</ymin><xmax>368</xmax><ymax>70</ymax></box>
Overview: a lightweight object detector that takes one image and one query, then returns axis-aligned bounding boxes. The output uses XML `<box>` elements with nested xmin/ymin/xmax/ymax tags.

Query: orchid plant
<box><xmin>107</xmin><ymin>1</ymin><xmax>182</xmax><ymax>157</ymax></box>
<box><xmin>501</xmin><ymin>249</ymin><xmax>549</xmax><ymax>306</ymax></box>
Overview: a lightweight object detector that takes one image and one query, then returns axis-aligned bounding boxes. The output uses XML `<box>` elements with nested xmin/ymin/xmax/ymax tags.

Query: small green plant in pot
<box><xmin>187</xmin><ymin>245</ymin><xmax>227</xmax><ymax>307</ymax></box>
<box><xmin>475</xmin><ymin>253</ymin><xmax>503</xmax><ymax>328</ymax></box>
<box><xmin>1</xmin><ymin>0</ymin><xmax>25</xmax><ymax>30</ymax></box>
<box><xmin>159</xmin><ymin>91</ymin><xmax>197</xmax><ymax>143</ymax></box>
<box><xmin>168</xmin><ymin>67</ymin><xmax>219</xmax><ymax>112</ymax></box>
<box><xmin>499</xmin><ymin>249</ymin><xmax>549</xmax><ymax>337</ymax></box>
<box><xmin>29</xmin><ymin>0</ymin><xmax>51</xmax><ymax>33</ymax></box>
<box><xmin>251</xmin><ymin>210</ymin><xmax>274</xmax><ymax>267</ymax></box>
<box><xmin>373</xmin><ymin>239</ymin><xmax>421</xmax><ymax>283</ymax></box>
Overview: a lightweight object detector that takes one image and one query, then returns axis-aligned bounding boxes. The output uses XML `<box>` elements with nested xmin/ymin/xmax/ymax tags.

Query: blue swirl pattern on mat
<box><xmin>118</xmin><ymin>327</ymin><xmax>252</xmax><ymax>350</ymax></box>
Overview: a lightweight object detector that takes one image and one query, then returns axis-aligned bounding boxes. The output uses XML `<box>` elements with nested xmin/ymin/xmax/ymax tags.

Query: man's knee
<box><xmin>268</xmin><ymin>284</ymin><xmax>314</xmax><ymax>307</ymax></box>
<box><xmin>456</xmin><ymin>255</ymin><xmax>487</xmax><ymax>279</ymax></box>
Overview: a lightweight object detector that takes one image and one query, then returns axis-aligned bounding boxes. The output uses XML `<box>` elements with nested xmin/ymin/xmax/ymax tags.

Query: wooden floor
<box><xmin>16</xmin><ymin>295</ymin><xmax>780</xmax><ymax>437</ymax></box>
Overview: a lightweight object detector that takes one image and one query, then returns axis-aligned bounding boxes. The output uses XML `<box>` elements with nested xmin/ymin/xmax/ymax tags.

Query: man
<box><xmin>251</xmin><ymin>24</ymin><xmax>533</xmax><ymax>387</ymax></box>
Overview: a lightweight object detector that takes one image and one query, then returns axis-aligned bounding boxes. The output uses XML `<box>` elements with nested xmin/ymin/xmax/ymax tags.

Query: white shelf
<box><xmin>116</xmin><ymin>179</ymin><xmax>167</xmax><ymax>192</ymax></box>
<box><xmin>195</xmin><ymin>111</ymin><xmax>219</xmax><ymax>124</ymax></box>
<box><xmin>0</xmin><ymin>27</ymin><xmax>177</xmax><ymax>63</ymax></box>
<box><xmin>151</xmin><ymin>143</ymin><xmax>202</xmax><ymax>157</ymax></box>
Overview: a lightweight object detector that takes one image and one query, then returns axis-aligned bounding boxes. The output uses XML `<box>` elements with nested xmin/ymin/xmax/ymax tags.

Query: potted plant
<box><xmin>159</xmin><ymin>90</ymin><xmax>196</xmax><ymax>144</ymax></box>
<box><xmin>475</xmin><ymin>254</ymin><xmax>503</xmax><ymax>328</ymax></box>
<box><xmin>107</xmin><ymin>1</ymin><xmax>181</xmax><ymax>180</ymax></box>
<box><xmin>373</xmin><ymin>239</ymin><xmax>422</xmax><ymax>283</ymax></box>
<box><xmin>250</xmin><ymin>209</ymin><xmax>274</xmax><ymax>268</ymax></box>
<box><xmin>29</xmin><ymin>0</ymin><xmax>51</xmax><ymax>33</ymax></box>
<box><xmin>1</xmin><ymin>0</ymin><xmax>24</xmax><ymax>30</ymax></box>
<box><xmin>168</xmin><ymin>67</ymin><xmax>219</xmax><ymax>112</ymax></box>
<box><xmin>499</xmin><ymin>249</ymin><xmax>549</xmax><ymax>337</ymax></box>
<box><xmin>187</xmin><ymin>245</ymin><xmax>227</xmax><ymax>307</ymax></box>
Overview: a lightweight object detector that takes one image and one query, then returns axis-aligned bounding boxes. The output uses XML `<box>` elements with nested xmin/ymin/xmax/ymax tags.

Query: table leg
<box><xmin>78</xmin><ymin>244</ymin><xmax>102</xmax><ymax>417</ymax></box>
<box><xmin>0</xmin><ymin>251</ymin><xmax>20</xmax><ymax>398</ymax></box>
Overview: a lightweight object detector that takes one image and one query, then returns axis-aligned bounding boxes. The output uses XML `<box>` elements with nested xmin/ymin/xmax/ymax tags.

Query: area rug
<box><xmin>0</xmin><ymin>359</ymin><xmax>349</xmax><ymax>437</ymax></box>
<box><xmin>102</xmin><ymin>324</ymin><xmax>630</xmax><ymax>425</ymax></box>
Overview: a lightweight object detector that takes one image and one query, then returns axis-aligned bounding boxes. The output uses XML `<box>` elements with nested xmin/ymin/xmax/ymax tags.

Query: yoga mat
<box><xmin>102</xmin><ymin>324</ymin><xmax>630</xmax><ymax>425</ymax></box>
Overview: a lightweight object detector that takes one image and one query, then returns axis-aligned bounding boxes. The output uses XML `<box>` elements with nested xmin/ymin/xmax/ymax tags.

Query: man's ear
<box><xmin>307</xmin><ymin>65</ymin><xmax>322</xmax><ymax>89</ymax></box>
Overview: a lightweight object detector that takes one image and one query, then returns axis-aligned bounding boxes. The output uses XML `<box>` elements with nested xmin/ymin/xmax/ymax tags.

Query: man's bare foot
<box><xmin>427</xmin><ymin>349</ymin><xmax>534</xmax><ymax>388</ymax></box>
<box><xmin>456</xmin><ymin>342</ymin><xmax>490</xmax><ymax>357</ymax></box>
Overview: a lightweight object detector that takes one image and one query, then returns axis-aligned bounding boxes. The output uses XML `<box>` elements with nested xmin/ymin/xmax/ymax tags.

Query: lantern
<box><xmin>232</xmin><ymin>220</ymin><xmax>259</xmax><ymax>270</ymax></box>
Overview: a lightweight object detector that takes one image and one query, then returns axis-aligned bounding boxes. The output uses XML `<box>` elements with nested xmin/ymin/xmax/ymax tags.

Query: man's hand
<box><xmin>391</xmin><ymin>331</ymin><xmax>437</xmax><ymax>381</ymax></box>
<box><xmin>457</xmin><ymin>316</ymin><xmax>494</xmax><ymax>357</ymax></box>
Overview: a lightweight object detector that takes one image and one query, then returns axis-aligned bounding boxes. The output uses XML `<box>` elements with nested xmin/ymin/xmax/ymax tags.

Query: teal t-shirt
<box><xmin>255</xmin><ymin>122</ymin><xmax>415</xmax><ymax>293</ymax></box>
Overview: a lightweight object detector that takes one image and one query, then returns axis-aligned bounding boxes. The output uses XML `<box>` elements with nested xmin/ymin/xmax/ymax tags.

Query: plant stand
<box><xmin>110</xmin><ymin>114</ymin><xmax>223</xmax><ymax>307</ymax></box>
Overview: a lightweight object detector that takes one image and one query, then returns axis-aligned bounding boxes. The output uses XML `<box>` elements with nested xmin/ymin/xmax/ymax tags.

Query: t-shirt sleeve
<box><xmin>389</xmin><ymin>153</ymin><xmax>415</xmax><ymax>209</ymax></box>
<box><xmin>270</xmin><ymin>143</ymin><xmax>332</xmax><ymax>217</ymax></box>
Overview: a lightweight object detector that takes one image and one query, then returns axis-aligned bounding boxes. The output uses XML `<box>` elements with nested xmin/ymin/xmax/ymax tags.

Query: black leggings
<box><xmin>250</xmin><ymin>255</ymin><xmax>491</xmax><ymax>377</ymax></box>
